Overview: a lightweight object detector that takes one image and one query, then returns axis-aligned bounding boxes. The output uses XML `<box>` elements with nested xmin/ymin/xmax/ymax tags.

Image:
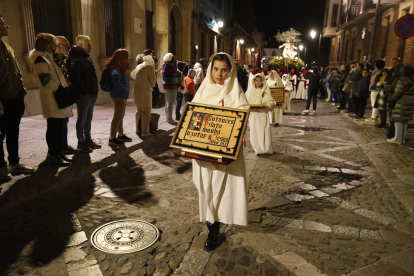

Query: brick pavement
<box><xmin>1</xmin><ymin>99</ymin><xmax>414</xmax><ymax>276</ymax></box>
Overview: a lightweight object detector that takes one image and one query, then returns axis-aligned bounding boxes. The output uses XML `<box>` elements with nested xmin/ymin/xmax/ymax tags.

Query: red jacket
<box><xmin>185</xmin><ymin>76</ymin><xmax>195</xmax><ymax>96</ymax></box>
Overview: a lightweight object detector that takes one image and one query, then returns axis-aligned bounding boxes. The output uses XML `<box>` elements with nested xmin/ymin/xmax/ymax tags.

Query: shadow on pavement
<box><xmin>0</xmin><ymin>154</ymin><xmax>95</xmax><ymax>275</ymax></box>
<box><xmin>142</xmin><ymin>136</ymin><xmax>192</xmax><ymax>175</ymax></box>
<box><xmin>99</xmin><ymin>147</ymin><xmax>154</xmax><ymax>205</ymax></box>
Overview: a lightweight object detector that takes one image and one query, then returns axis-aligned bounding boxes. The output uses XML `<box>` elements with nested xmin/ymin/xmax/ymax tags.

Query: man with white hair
<box><xmin>67</xmin><ymin>35</ymin><xmax>101</xmax><ymax>152</ymax></box>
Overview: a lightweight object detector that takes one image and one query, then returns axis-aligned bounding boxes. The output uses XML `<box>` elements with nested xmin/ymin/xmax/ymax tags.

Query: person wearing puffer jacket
<box><xmin>387</xmin><ymin>64</ymin><xmax>414</xmax><ymax>144</ymax></box>
<box><xmin>131</xmin><ymin>55</ymin><xmax>156</xmax><ymax>137</ymax></box>
<box><xmin>162</xmin><ymin>53</ymin><xmax>182</xmax><ymax>125</ymax></box>
<box><xmin>193</xmin><ymin>62</ymin><xmax>204</xmax><ymax>90</ymax></box>
<box><xmin>29</xmin><ymin>33</ymin><xmax>73</xmax><ymax>166</ymax></box>
<box><xmin>384</xmin><ymin>63</ymin><xmax>404</xmax><ymax>139</ymax></box>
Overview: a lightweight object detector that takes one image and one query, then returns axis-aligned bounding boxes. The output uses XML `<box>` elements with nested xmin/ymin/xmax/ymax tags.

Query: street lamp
<box><xmin>240</xmin><ymin>39</ymin><xmax>244</xmax><ymax>44</ymax></box>
<box><xmin>251</xmin><ymin>48</ymin><xmax>255</xmax><ymax>52</ymax></box>
<box><xmin>218</xmin><ymin>21</ymin><xmax>224</xmax><ymax>28</ymax></box>
<box><xmin>299</xmin><ymin>44</ymin><xmax>307</xmax><ymax>60</ymax></box>
<box><xmin>310</xmin><ymin>30</ymin><xmax>321</xmax><ymax>65</ymax></box>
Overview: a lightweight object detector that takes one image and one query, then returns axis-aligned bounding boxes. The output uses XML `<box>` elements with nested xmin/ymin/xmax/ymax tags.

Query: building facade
<box><xmin>323</xmin><ymin>0</ymin><xmax>414</xmax><ymax>68</ymax></box>
<box><xmin>0</xmin><ymin>0</ymin><xmax>240</xmax><ymax>117</ymax></box>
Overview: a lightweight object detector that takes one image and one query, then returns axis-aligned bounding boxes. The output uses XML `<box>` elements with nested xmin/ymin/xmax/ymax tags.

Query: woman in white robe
<box><xmin>192</xmin><ymin>53</ymin><xmax>250</xmax><ymax>251</ymax></box>
<box><xmin>246</xmin><ymin>73</ymin><xmax>275</xmax><ymax>154</ymax></box>
<box><xmin>296</xmin><ymin>71</ymin><xmax>309</xmax><ymax>99</ymax></box>
<box><xmin>282</xmin><ymin>74</ymin><xmax>292</xmax><ymax>113</ymax></box>
<box><xmin>267</xmin><ymin>70</ymin><xmax>284</xmax><ymax>125</ymax></box>
<box><xmin>289</xmin><ymin>70</ymin><xmax>298</xmax><ymax>99</ymax></box>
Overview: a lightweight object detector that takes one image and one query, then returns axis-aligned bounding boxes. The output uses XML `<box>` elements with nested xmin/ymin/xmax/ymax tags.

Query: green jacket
<box><xmin>0</xmin><ymin>41</ymin><xmax>26</xmax><ymax>100</ymax></box>
<box><xmin>389</xmin><ymin>76</ymin><xmax>414</xmax><ymax>123</ymax></box>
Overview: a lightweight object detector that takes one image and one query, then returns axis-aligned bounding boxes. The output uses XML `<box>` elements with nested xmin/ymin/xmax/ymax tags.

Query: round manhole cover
<box><xmin>90</xmin><ymin>220</ymin><xmax>159</xmax><ymax>254</ymax></box>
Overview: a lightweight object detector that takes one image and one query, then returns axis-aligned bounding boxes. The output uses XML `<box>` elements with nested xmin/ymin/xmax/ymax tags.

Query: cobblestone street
<box><xmin>1</xmin><ymin>100</ymin><xmax>414</xmax><ymax>276</ymax></box>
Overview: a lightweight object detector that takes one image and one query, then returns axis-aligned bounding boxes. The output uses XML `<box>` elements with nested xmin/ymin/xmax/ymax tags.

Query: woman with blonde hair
<box><xmin>29</xmin><ymin>33</ymin><xmax>73</xmax><ymax>166</ymax></box>
<box><xmin>106</xmin><ymin>49</ymin><xmax>132</xmax><ymax>146</ymax></box>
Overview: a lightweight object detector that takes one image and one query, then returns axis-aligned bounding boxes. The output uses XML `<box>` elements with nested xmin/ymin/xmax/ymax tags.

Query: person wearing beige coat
<box><xmin>131</xmin><ymin>55</ymin><xmax>156</xmax><ymax>136</ymax></box>
<box><xmin>29</xmin><ymin>33</ymin><xmax>73</xmax><ymax>166</ymax></box>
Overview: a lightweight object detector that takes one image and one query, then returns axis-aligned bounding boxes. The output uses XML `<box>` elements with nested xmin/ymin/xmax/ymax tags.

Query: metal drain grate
<box><xmin>90</xmin><ymin>220</ymin><xmax>159</xmax><ymax>254</ymax></box>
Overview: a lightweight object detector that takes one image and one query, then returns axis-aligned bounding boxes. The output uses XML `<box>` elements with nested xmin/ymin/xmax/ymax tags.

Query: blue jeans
<box><xmin>176</xmin><ymin>93</ymin><xmax>184</xmax><ymax>120</ymax></box>
<box><xmin>0</xmin><ymin>98</ymin><xmax>25</xmax><ymax>167</ymax></box>
<box><xmin>332</xmin><ymin>91</ymin><xmax>337</xmax><ymax>103</ymax></box>
<box><xmin>76</xmin><ymin>94</ymin><xmax>97</xmax><ymax>142</ymax></box>
<box><xmin>306</xmin><ymin>91</ymin><xmax>317</xmax><ymax>110</ymax></box>
<box><xmin>164</xmin><ymin>89</ymin><xmax>177</xmax><ymax>121</ymax></box>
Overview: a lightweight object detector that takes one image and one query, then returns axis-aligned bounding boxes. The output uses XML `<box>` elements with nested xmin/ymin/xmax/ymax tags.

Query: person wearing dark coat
<box><xmin>337</xmin><ymin>66</ymin><xmax>350</xmax><ymax>110</ymax></box>
<box><xmin>302</xmin><ymin>66</ymin><xmax>322</xmax><ymax>115</ymax></box>
<box><xmin>67</xmin><ymin>35</ymin><xmax>101</xmax><ymax>152</ymax></box>
<box><xmin>387</xmin><ymin>64</ymin><xmax>414</xmax><ymax>144</ymax></box>
<box><xmin>352</xmin><ymin>69</ymin><xmax>371</xmax><ymax>120</ymax></box>
<box><xmin>384</xmin><ymin>63</ymin><xmax>404</xmax><ymax>139</ymax></box>
<box><xmin>386</xmin><ymin>58</ymin><xmax>402</xmax><ymax>84</ymax></box>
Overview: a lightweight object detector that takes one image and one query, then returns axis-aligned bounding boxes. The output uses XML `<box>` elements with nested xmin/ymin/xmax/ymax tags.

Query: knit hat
<box><xmin>188</xmin><ymin>69</ymin><xmax>196</xmax><ymax>78</ymax></box>
<box><xmin>163</xmin><ymin>53</ymin><xmax>174</xmax><ymax>62</ymax></box>
<box><xmin>177</xmin><ymin>61</ymin><xmax>185</xmax><ymax>72</ymax></box>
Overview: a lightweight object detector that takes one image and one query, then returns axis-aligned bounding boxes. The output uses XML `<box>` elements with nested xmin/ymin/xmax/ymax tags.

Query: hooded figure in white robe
<box><xmin>246</xmin><ymin>73</ymin><xmax>275</xmax><ymax>154</ymax></box>
<box><xmin>267</xmin><ymin>70</ymin><xmax>284</xmax><ymax>125</ymax></box>
<box><xmin>282</xmin><ymin>74</ymin><xmax>292</xmax><ymax>113</ymax></box>
<box><xmin>192</xmin><ymin>53</ymin><xmax>250</xmax><ymax>227</ymax></box>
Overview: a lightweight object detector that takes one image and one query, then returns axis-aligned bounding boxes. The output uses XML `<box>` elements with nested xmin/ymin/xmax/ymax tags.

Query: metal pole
<box><xmin>399</xmin><ymin>38</ymin><xmax>406</xmax><ymax>62</ymax></box>
<box><xmin>368</xmin><ymin>0</ymin><xmax>381</xmax><ymax>63</ymax></box>
<box><xmin>317</xmin><ymin>32</ymin><xmax>322</xmax><ymax>65</ymax></box>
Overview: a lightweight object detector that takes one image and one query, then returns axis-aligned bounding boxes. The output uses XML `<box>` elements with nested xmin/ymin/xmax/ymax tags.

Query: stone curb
<box><xmin>0</xmin><ymin>127</ymin><xmax>177</xmax><ymax>213</ymax></box>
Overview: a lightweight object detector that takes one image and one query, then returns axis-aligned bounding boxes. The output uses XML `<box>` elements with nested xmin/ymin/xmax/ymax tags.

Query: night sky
<box><xmin>241</xmin><ymin>0</ymin><xmax>331</xmax><ymax>67</ymax></box>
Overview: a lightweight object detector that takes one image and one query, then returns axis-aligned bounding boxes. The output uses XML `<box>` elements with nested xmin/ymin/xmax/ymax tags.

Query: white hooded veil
<box><xmin>192</xmin><ymin>53</ymin><xmax>249</xmax><ymax>110</ymax></box>
<box><xmin>267</xmin><ymin>70</ymin><xmax>284</xmax><ymax>88</ymax></box>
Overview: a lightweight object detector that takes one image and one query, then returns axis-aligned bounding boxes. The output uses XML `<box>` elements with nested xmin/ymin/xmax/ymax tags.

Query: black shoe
<box><xmin>108</xmin><ymin>138</ymin><xmax>124</xmax><ymax>146</ymax></box>
<box><xmin>50</xmin><ymin>155</ymin><xmax>70</xmax><ymax>167</ymax></box>
<box><xmin>273</xmin><ymin>123</ymin><xmax>279</xmax><ymax>127</ymax></box>
<box><xmin>204</xmin><ymin>222</ymin><xmax>221</xmax><ymax>252</ymax></box>
<box><xmin>410</xmin><ymin>146</ymin><xmax>414</xmax><ymax>150</ymax></box>
<box><xmin>61</xmin><ymin>146</ymin><xmax>80</xmax><ymax>155</ymax></box>
<box><xmin>386</xmin><ymin>133</ymin><xmax>394</xmax><ymax>139</ymax></box>
<box><xmin>60</xmin><ymin>154</ymin><xmax>74</xmax><ymax>162</ymax></box>
<box><xmin>117</xmin><ymin>135</ymin><xmax>132</xmax><ymax>142</ymax></box>
<box><xmin>375</xmin><ymin>124</ymin><xmax>386</xmax><ymax>128</ymax></box>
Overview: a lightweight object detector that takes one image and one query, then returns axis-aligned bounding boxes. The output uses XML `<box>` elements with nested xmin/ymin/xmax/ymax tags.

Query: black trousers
<box><xmin>61</xmin><ymin>118</ymin><xmax>69</xmax><ymax>149</ymax></box>
<box><xmin>379</xmin><ymin>110</ymin><xmax>387</xmax><ymax>126</ymax></box>
<box><xmin>347</xmin><ymin>93</ymin><xmax>354</xmax><ymax>112</ymax></box>
<box><xmin>0</xmin><ymin>98</ymin><xmax>25</xmax><ymax>167</ymax></box>
<box><xmin>352</xmin><ymin>97</ymin><xmax>367</xmax><ymax>118</ymax></box>
<box><xmin>184</xmin><ymin>93</ymin><xmax>194</xmax><ymax>103</ymax></box>
<box><xmin>46</xmin><ymin>118</ymin><xmax>66</xmax><ymax>156</ymax></box>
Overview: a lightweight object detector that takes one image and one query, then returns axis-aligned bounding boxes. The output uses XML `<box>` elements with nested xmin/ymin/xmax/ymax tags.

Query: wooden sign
<box><xmin>170</xmin><ymin>102</ymin><xmax>250</xmax><ymax>161</ymax></box>
<box><xmin>270</xmin><ymin>87</ymin><xmax>285</xmax><ymax>104</ymax></box>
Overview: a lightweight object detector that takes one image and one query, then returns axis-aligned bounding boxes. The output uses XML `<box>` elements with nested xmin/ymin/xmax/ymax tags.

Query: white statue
<box><xmin>279</xmin><ymin>37</ymin><xmax>297</xmax><ymax>59</ymax></box>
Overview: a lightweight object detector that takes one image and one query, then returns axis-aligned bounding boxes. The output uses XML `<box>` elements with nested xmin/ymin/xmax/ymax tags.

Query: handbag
<box><xmin>53</xmin><ymin>85</ymin><xmax>80</xmax><ymax>109</ymax></box>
